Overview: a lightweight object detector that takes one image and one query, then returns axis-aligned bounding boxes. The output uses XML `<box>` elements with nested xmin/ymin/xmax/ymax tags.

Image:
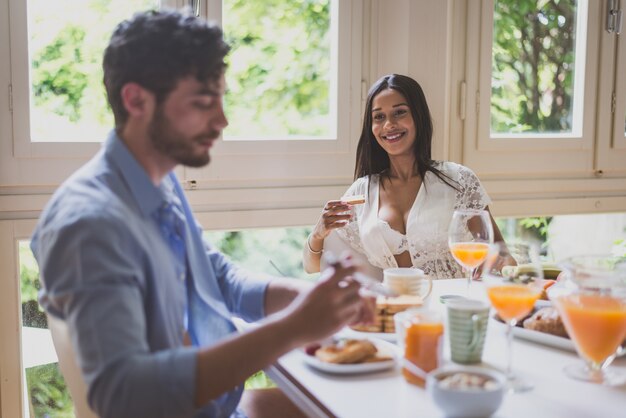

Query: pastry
<box><xmin>349</xmin><ymin>294</ymin><xmax>423</xmax><ymax>333</ymax></box>
<box><xmin>315</xmin><ymin>339</ymin><xmax>378</xmax><ymax>364</ymax></box>
<box><xmin>522</xmin><ymin>307</ymin><xmax>569</xmax><ymax>338</ymax></box>
<box><xmin>383</xmin><ymin>295</ymin><xmax>424</xmax><ymax>314</ymax></box>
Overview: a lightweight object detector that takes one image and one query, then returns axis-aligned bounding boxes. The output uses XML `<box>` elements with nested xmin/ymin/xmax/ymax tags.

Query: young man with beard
<box><xmin>30</xmin><ymin>9</ymin><xmax>371</xmax><ymax>418</ymax></box>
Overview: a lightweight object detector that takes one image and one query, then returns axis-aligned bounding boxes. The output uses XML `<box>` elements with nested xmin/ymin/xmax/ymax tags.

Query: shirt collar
<box><xmin>104</xmin><ymin>130</ymin><xmax>172</xmax><ymax>218</ymax></box>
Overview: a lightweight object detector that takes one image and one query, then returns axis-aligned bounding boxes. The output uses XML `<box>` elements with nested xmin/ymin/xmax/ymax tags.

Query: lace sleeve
<box><xmin>454</xmin><ymin>165</ymin><xmax>491</xmax><ymax>210</ymax></box>
<box><xmin>335</xmin><ymin>217</ymin><xmax>366</xmax><ymax>254</ymax></box>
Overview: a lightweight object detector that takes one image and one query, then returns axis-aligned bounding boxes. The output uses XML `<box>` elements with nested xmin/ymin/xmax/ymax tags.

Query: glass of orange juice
<box><xmin>394</xmin><ymin>308</ymin><xmax>444</xmax><ymax>388</ymax></box>
<box><xmin>482</xmin><ymin>241</ymin><xmax>543</xmax><ymax>393</ymax></box>
<box><xmin>448</xmin><ymin>209</ymin><xmax>494</xmax><ymax>291</ymax></box>
<box><xmin>550</xmin><ymin>255</ymin><xmax>626</xmax><ymax>386</ymax></box>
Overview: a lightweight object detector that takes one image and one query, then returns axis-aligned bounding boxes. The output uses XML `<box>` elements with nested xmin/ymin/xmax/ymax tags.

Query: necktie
<box><xmin>155</xmin><ymin>195</ymin><xmax>187</xmax><ymax>281</ymax></box>
<box><xmin>154</xmin><ymin>194</ymin><xmax>194</xmax><ymax>341</ymax></box>
<box><xmin>155</xmin><ymin>185</ymin><xmax>235</xmax><ymax>347</ymax></box>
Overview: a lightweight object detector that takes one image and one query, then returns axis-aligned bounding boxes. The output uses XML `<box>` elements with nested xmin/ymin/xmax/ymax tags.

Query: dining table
<box><xmin>265</xmin><ymin>278</ymin><xmax>626</xmax><ymax>418</ymax></box>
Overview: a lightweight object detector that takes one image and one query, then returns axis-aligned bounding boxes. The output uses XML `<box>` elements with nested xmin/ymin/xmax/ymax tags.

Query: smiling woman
<box><xmin>303</xmin><ymin>74</ymin><xmax>506</xmax><ymax>279</ymax></box>
<box><xmin>371</xmin><ymin>89</ymin><xmax>417</xmax><ymax>158</ymax></box>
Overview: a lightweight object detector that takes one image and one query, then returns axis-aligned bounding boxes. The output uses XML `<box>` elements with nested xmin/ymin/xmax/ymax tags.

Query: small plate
<box><xmin>490</xmin><ymin>316</ymin><xmax>575</xmax><ymax>352</ymax></box>
<box><xmin>340</xmin><ymin>327</ymin><xmax>397</xmax><ymax>342</ymax></box>
<box><xmin>302</xmin><ymin>338</ymin><xmax>398</xmax><ymax>375</ymax></box>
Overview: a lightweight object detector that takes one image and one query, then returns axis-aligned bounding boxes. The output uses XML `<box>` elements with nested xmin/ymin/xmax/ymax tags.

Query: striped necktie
<box><xmin>155</xmin><ymin>196</ymin><xmax>187</xmax><ymax>281</ymax></box>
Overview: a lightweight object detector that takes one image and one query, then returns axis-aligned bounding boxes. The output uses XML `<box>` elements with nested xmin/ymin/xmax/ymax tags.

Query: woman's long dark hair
<box><xmin>354</xmin><ymin>74</ymin><xmax>457</xmax><ymax>191</ymax></box>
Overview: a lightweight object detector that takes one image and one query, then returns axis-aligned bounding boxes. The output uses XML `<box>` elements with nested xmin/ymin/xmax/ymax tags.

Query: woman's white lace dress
<box><xmin>335</xmin><ymin>162</ymin><xmax>491</xmax><ymax>279</ymax></box>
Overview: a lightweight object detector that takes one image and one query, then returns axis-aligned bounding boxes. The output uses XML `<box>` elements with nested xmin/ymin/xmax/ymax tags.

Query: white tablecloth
<box><xmin>267</xmin><ymin>279</ymin><xmax>626</xmax><ymax>418</ymax></box>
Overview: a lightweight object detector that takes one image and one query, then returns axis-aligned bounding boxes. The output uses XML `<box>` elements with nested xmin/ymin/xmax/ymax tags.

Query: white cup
<box><xmin>383</xmin><ymin>267</ymin><xmax>433</xmax><ymax>300</ymax></box>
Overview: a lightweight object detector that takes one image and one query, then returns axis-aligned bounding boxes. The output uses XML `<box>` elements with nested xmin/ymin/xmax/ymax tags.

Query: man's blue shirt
<box><xmin>31</xmin><ymin>131</ymin><xmax>270</xmax><ymax>418</ymax></box>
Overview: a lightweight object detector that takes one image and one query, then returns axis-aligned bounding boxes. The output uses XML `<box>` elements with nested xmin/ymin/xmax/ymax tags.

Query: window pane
<box><xmin>495</xmin><ymin>212</ymin><xmax>626</xmax><ymax>260</ymax></box>
<box><xmin>222</xmin><ymin>0</ymin><xmax>334</xmax><ymax>140</ymax></box>
<box><xmin>204</xmin><ymin>226</ymin><xmax>317</xmax><ymax>280</ymax></box>
<box><xmin>19</xmin><ymin>241</ymin><xmax>75</xmax><ymax>417</ymax></box>
<box><xmin>28</xmin><ymin>0</ymin><xmax>160</xmax><ymax>142</ymax></box>
<box><xmin>490</xmin><ymin>0</ymin><xmax>582</xmax><ymax>135</ymax></box>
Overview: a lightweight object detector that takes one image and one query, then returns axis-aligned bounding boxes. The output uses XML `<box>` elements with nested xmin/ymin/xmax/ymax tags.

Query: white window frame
<box><xmin>463</xmin><ymin>0</ymin><xmax>602</xmax><ymax>177</ymax></box>
<box><xmin>3</xmin><ymin>0</ymin><xmax>183</xmax><ymax>190</ymax></box>
<box><xmin>596</xmin><ymin>0</ymin><xmax>626</xmax><ymax>172</ymax></box>
<box><xmin>4</xmin><ymin>0</ymin><xmax>363</xmax><ymax>208</ymax></box>
<box><xmin>0</xmin><ymin>219</ymin><xmax>37</xmax><ymax>418</ymax></box>
<box><xmin>183</xmin><ymin>0</ymin><xmax>363</xmax><ymax>190</ymax></box>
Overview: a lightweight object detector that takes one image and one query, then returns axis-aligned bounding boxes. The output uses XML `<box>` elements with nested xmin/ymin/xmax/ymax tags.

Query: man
<box><xmin>31</xmin><ymin>9</ymin><xmax>371</xmax><ymax>418</ymax></box>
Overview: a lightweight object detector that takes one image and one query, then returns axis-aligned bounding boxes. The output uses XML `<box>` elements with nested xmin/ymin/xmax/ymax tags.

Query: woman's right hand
<box><xmin>311</xmin><ymin>200</ymin><xmax>353</xmax><ymax>241</ymax></box>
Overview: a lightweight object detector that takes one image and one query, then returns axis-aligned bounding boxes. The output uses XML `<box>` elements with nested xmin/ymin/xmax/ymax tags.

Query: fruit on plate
<box><xmin>539</xmin><ymin>279</ymin><xmax>557</xmax><ymax>300</ymax></box>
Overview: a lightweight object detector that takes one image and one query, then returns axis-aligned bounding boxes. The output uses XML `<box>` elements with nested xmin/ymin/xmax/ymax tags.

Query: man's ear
<box><xmin>120</xmin><ymin>82</ymin><xmax>155</xmax><ymax>118</ymax></box>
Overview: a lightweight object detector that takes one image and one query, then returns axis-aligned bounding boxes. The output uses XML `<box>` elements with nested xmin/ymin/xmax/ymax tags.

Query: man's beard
<box><xmin>148</xmin><ymin>106</ymin><xmax>217</xmax><ymax>168</ymax></box>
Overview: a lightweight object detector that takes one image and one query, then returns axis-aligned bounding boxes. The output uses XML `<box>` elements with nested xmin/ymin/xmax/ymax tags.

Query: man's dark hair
<box><xmin>354</xmin><ymin>73</ymin><xmax>458</xmax><ymax>191</ymax></box>
<box><xmin>103</xmin><ymin>9</ymin><xmax>229</xmax><ymax>129</ymax></box>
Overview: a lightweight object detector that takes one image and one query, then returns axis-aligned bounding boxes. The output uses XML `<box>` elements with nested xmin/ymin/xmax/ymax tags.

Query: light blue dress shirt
<box><xmin>31</xmin><ymin>131</ymin><xmax>271</xmax><ymax>418</ymax></box>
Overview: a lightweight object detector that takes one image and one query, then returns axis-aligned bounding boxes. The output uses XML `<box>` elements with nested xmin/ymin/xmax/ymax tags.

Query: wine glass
<box><xmin>550</xmin><ymin>255</ymin><xmax>626</xmax><ymax>386</ymax></box>
<box><xmin>448</xmin><ymin>209</ymin><xmax>494</xmax><ymax>289</ymax></box>
<box><xmin>482</xmin><ymin>241</ymin><xmax>543</xmax><ymax>393</ymax></box>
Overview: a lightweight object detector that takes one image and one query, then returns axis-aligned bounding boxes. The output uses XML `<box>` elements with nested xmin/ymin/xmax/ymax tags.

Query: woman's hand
<box><xmin>311</xmin><ymin>200</ymin><xmax>353</xmax><ymax>242</ymax></box>
<box><xmin>304</xmin><ymin>200</ymin><xmax>354</xmax><ymax>273</ymax></box>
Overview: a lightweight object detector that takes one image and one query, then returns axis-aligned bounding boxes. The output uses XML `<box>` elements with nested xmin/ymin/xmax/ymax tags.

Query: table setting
<box><xmin>267</xmin><ymin>210</ymin><xmax>626</xmax><ymax>417</ymax></box>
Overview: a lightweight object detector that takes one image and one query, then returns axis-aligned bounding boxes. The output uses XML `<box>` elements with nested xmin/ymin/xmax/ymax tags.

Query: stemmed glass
<box><xmin>448</xmin><ymin>209</ymin><xmax>494</xmax><ymax>289</ymax></box>
<box><xmin>482</xmin><ymin>241</ymin><xmax>543</xmax><ymax>393</ymax></box>
<box><xmin>550</xmin><ymin>256</ymin><xmax>626</xmax><ymax>386</ymax></box>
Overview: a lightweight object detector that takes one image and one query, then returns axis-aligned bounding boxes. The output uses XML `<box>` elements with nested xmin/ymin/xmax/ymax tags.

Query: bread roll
<box><xmin>315</xmin><ymin>339</ymin><xmax>378</xmax><ymax>364</ymax></box>
<box><xmin>523</xmin><ymin>307</ymin><xmax>569</xmax><ymax>338</ymax></box>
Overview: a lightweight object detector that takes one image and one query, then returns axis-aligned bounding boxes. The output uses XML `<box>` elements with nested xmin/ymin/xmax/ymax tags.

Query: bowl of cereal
<box><xmin>426</xmin><ymin>366</ymin><xmax>506</xmax><ymax>418</ymax></box>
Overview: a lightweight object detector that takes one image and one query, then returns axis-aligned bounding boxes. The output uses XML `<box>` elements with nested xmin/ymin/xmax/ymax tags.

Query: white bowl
<box><xmin>426</xmin><ymin>366</ymin><xmax>506</xmax><ymax>418</ymax></box>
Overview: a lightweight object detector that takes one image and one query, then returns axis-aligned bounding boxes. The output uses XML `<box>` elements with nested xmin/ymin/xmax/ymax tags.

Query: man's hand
<box><xmin>348</xmin><ymin>293</ymin><xmax>376</xmax><ymax>326</ymax></box>
<box><xmin>194</xmin><ymin>255</ymin><xmax>374</xmax><ymax>406</ymax></box>
<box><xmin>283</xmin><ymin>256</ymin><xmax>373</xmax><ymax>345</ymax></box>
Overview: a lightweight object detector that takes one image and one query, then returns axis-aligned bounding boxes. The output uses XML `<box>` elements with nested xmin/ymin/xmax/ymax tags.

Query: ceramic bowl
<box><xmin>426</xmin><ymin>366</ymin><xmax>506</xmax><ymax>418</ymax></box>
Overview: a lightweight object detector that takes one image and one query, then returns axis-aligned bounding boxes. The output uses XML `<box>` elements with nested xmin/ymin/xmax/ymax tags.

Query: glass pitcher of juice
<box><xmin>394</xmin><ymin>308</ymin><xmax>444</xmax><ymax>387</ymax></box>
<box><xmin>549</xmin><ymin>255</ymin><xmax>626</xmax><ymax>386</ymax></box>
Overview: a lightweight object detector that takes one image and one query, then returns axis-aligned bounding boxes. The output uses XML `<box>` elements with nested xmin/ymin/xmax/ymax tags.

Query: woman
<box><xmin>303</xmin><ymin>74</ymin><xmax>504</xmax><ymax>278</ymax></box>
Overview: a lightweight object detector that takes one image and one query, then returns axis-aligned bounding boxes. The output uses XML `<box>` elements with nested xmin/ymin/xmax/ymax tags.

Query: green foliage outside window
<box><xmin>491</xmin><ymin>0</ymin><xmax>578</xmax><ymax>133</ymax></box>
<box><xmin>222</xmin><ymin>0</ymin><xmax>331</xmax><ymax>138</ymax></box>
<box><xmin>205</xmin><ymin>227</ymin><xmax>317</xmax><ymax>280</ymax></box>
<box><xmin>32</xmin><ymin>26</ymin><xmax>90</xmax><ymax>123</ymax></box>
<box><xmin>613</xmin><ymin>239</ymin><xmax>626</xmax><ymax>259</ymax></box>
<box><xmin>28</xmin><ymin>0</ymin><xmax>332</xmax><ymax>141</ymax></box>
<box><xmin>26</xmin><ymin>364</ymin><xmax>75</xmax><ymax>418</ymax></box>
<box><xmin>28</xmin><ymin>0</ymin><xmax>157</xmax><ymax>140</ymax></box>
